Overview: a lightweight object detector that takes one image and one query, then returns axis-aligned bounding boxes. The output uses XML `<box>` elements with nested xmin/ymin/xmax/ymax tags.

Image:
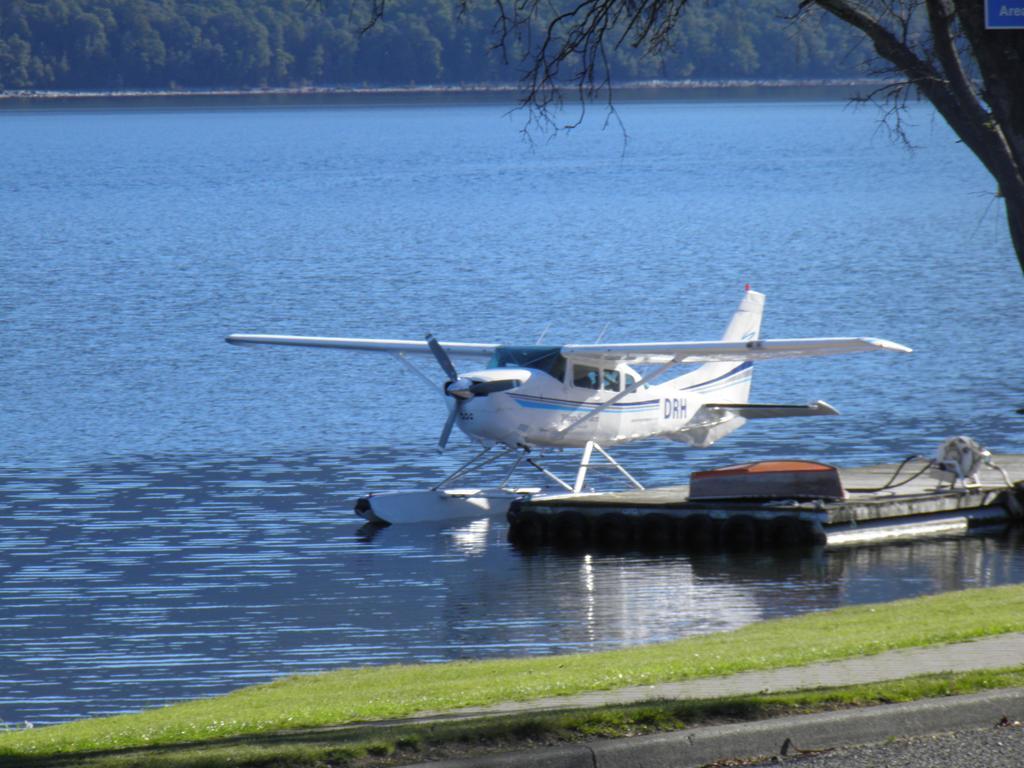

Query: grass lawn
<box><xmin>4</xmin><ymin>584</ymin><xmax>1024</xmax><ymax>764</ymax></box>
<box><xmin>9</xmin><ymin>668</ymin><xmax>1024</xmax><ymax>768</ymax></box>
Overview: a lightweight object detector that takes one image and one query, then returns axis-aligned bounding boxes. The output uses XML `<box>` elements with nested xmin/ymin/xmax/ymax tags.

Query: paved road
<box><xmin>405</xmin><ymin>688</ymin><xmax>1024</xmax><ymax>768</ymax></box>
<box><xmin>397</xmin><ymin>633</ymin><xmax>1024</xmax><ymax>768</ymax></box>
<box><xmin>748</xmin><ymin>723</ymin><xmax>1024</xmax><ymax>767</ymax></box>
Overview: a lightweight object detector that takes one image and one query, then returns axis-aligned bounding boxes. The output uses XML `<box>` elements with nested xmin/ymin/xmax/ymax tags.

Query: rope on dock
<box><xmin>846</xmin><ymin>455</ymin><xmax>933</xmax><ymax>492</ymax></box>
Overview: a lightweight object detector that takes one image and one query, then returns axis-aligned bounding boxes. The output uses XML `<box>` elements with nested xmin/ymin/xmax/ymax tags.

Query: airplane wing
<box><xmin>225</xmin><ymin>334</ymin><xmax>499</xmax><ymax>358</ymax></box>
<box><xmin>560</xmin><ymin>337</ymin><xmax>911</xmax><ymax>365</ymax></box>
<box><xmin>701</xmin><ymin>400</ymin><xmax>840</xmax><ymax>419</ymax></box>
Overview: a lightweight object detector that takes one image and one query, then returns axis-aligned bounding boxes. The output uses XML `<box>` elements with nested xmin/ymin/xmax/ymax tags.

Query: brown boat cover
<box><xmin>689</xmin><ymin>460</ymin><xmax>846</xmax><ymax>501</ymax></box>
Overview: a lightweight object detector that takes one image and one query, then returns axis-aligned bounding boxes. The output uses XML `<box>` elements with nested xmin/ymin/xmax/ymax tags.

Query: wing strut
<box><xmin>391</xmin><ymin>352</ymin><xmax>442</xmax><ymax>397</ymax></box>
<box><xmin>557</xmin><ymin>358</ymin><xmax>678</xmax><ymax>435</ymax></box>
<box><xmin>573</xmin><ymin>441</ymin><xmax>645</xmax><ymax>493</ymax></box>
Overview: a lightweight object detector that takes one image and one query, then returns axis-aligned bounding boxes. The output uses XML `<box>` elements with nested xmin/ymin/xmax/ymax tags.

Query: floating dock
<box><xmin>507</xmin><ymin>454</ymin><xmax>1024</xmax><ymax>550</ymax></box>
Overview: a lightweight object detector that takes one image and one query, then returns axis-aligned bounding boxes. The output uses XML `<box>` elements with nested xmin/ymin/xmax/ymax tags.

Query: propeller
<box><xmin>426</xmin><ymin>333</ymin><xmax>458</xmax><ymax>381</ymax></box>
<box><xmin>424</xmin><ymin>333</ymin><xmax>521</xmax><ymax>452</ymax></box>
<box><xmin>438</xmin><ymin>402</ymin><xmax>460</xmax><ymax>453</ymax></box>
<box><xmin>426</xmin><ymin>333</ymin><xmax>466</xmax><ymax>452</ymax></box>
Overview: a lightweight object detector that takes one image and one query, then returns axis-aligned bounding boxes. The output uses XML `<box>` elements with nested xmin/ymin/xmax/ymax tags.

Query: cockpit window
<box><xmin>488</xmin><ymin>346</ymin><xmax>567</xmax><ymax>381</ymax></box>
<box><xmin>573</xmin><ymin>364</ymin><xmax>600</xmax><ymax>390</ymax></box>
<box><xmin>602</xmin><ymin>369</ymin><xmax>621</xmax><ymax>392</ymax></box>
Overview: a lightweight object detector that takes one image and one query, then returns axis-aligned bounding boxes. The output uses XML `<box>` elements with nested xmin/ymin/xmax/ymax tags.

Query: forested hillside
<box><xmin>0</xmin><ymin>0</ymin><xmax>875</xmax><ymax>91</ymax></box>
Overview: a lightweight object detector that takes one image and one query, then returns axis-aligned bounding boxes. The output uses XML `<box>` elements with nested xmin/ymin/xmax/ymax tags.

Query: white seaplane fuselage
<box><xmin>447</xmin><ymin>354</ymin><xmax>749</xmax><ymax>450</ymax></box>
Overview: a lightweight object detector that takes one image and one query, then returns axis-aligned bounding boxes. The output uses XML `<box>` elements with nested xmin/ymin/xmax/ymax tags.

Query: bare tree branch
<box><xmin>353</xmin><ymin>0</ymin><xmax>1024</xmax><ymax>274</ymax></box>
<box><xmin>810</xmin><ymin>0</ymin><xmax>1022</xmax><ymax>205</ymax></box>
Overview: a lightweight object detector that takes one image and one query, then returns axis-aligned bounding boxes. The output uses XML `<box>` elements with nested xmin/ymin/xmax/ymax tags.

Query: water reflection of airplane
<box><xmin>287</xmin><ymin>521</ymin><xmax>1023</xmax><ymax>664</ymax></box>
<box><xmin>227</xmin><ymin>288</ymin><xmax>910</xmax><ymax>524</ymax></box>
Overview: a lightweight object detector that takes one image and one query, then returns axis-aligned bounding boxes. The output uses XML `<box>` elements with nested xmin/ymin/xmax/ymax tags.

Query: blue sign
<box><xmin>987</xmin><ymin>0</ymin><xmax>1024</xmax><ymax>28</ymax></box>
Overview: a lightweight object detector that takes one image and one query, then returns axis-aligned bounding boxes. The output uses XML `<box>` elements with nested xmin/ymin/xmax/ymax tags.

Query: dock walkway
<box><xmin>508</xmin><ymin>454</ymin><xmax>1024</xmax><ymax>549</ymax></box>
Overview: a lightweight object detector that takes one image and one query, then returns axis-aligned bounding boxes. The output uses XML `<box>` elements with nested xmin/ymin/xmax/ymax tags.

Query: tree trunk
<box><xmin>1006</xmin><ymin>192</ymin><xmax>1024</xmax><ymax>276</ymax></box>
<box><xmin>812</xmin><ymin>0</ymin><xmax>1024</xmax><ymax>275</ymax></box>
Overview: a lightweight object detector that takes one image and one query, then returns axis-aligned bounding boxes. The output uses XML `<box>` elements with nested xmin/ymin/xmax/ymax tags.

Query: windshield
<box><xmin>487</xmin><ymin>346</ymin><xmax>566</xmax><ymax>381</ymax></box>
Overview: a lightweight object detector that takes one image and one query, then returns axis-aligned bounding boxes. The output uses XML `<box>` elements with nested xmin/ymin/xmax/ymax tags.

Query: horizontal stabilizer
<box><xmin>226</xmin><ymin>334</ymin><xmax>498</xmax><ymax>357</ymax></box>
<box><xmin>702</xmin><ymin>400</ymin><xmax>840</xmax><ymax>419</ymax></box>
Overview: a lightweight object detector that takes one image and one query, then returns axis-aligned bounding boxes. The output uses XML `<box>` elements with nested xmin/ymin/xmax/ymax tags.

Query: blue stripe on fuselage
<box><xmin>679</xmin><ymin>361</ymin><xmax>753</xmax><ymax>392</ymax></box>
<box><xmin>509</xmin><ymin>394</ymin><xmax>661</xmax><ymax>413</ymax></box>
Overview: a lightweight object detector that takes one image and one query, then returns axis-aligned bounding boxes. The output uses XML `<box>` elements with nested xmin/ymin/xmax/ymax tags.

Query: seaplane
<box><xmin>226</xmin><ymin>288</ymin><xmax>910</xmax><ymax>524</ymax></box>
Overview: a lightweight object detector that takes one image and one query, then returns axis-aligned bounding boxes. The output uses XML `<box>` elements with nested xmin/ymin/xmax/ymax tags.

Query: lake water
<box><xmin>1</xmin><ymin>96</ymin><xmax>1023</xmax><ymax>725</ymax></box>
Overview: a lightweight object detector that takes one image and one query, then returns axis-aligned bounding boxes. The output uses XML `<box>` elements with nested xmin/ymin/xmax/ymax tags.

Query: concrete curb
<box><xmin>402</xmin><ymin>687</ymin><xmax>1024</xmax><ymax>768</ymax></box>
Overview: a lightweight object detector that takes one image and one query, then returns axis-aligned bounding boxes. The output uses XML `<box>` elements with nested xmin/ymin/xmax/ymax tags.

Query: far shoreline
<box><xmin>0</xmin><ymin>78</ymin><xmax>902</xmax><ymax>109</ymax></box>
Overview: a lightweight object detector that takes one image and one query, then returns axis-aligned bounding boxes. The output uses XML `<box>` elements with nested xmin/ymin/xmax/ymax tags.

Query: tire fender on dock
<box><xmin>640</xmin><ymin>513</ymin><xmax>675</xmax><ymax>549</ymax></box>
<box><xmin>721</xmin><ymin>515</ymin><xmax>758</xmax><ymax>551</ymax></box>
<box><xmin>770</xmin><ymin>515</ymin><xmax>807</xmax><ymax>549</ymax></box>
<box><xmin>554</xmin><ymin>510</ymin><xmax>591</xmax><ymax>547</ymax></box>
<box><xmin>681</xmin><ymin>514</ymin><xmax>717</xmax><ymax>551</ymax></box>
<box><xmin>596</xmin><ymin>512</ymin><xmax>635</xmax><ymax>547</ymax></box>
<box><xmin>508</xmin><ymin>504</ymin><xmax>546</xmax><ymax>546</ymax></box>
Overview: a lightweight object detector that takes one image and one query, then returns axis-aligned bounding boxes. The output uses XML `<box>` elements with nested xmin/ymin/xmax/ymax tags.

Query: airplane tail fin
<box><xmin>721</xmin><ymin>288</ymin><xmax>765</xmax><ymax>344</ymax></box>
<box><xmin>669</xmin><ymin>288</ymin><xmax>764</xmax><ymax>402</ymax></box>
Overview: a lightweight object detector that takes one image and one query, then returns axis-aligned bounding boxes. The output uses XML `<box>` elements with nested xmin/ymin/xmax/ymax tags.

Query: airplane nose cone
<box><xmin>445</xmin><ymin>377</ymin><xmax>476</xmax><ymax>399</ymax></box>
